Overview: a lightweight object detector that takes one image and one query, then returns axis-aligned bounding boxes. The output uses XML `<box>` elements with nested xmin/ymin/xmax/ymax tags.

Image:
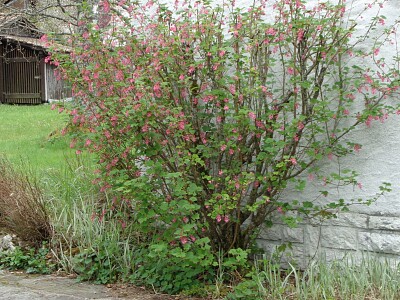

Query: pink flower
<box><xmin>224</xmin><ymin>215</ymin><xmax>229</xmax><ymax>223</ymax></box>
<box><xmin>277</xmin><ymin>207</ymin><xmax>284</xmax><ymax>214</ymax></box>
<box><xmin>297</xmin><ymin>29</ymin><xmax>304</xmax><ymax>43</ymax></box>
<box><xmin>182</xmin><ymin>216</ymin><xmax>189</xmax><ymax>223</ymax></box>
<box><xmin>180</xmin><ymin>236</ymin><xmax>188</xmax><ymax>245</ymax></box>
<box><xmin>248</xmin><ymin>111</ymin><xmax>256</xmax><ymax>120</ymax></box>
<box><xmin>216</xmin><ymin>214</ymin><xmax>222</xmax><ymax>223</ymax></box>
<box><xmin>101</xmin><ymin>0</ymin><xmax>110</xmax><ymax>13</ymax></box>
<box><xmin>220</xmin><ymin>144</ymin><xmax>227</xmax><ymax>151</ymax></box>
<box><xmin>287</xmin><ymin>67</ymin><xmax>295</xmax><ymax>75</ymax></box>
<box><xmin>354</xmin><ymin>144</ymin><xmax>361</xmax><ymax>153</ymax></box>
<box><xmin>115</xmin><ymin>70</ymin><xmax>124</xmax><ymax>81</ymax></box>
<box><xmin>40</xmin><ymin>34</ymin><xmax>48</xmax><ymax>42</ymax></box>
<box><xmin>266</xmin><ymin>28</ymin><xmax>276</xmax><ymax>35</ymax></box>
<box><xmin>290</xmin><ymin>158</ymin><xmax>297</xmax><ymax>165</ymax></box>
<box><xmin>153</xmin><ymin>82</ymin><xmax>162</xmax><ymax>97</ymax></box>
<box><xmin>229</xmin><ymin>84</ymin><xmax>236</xmax><ymax>95</ymax></box>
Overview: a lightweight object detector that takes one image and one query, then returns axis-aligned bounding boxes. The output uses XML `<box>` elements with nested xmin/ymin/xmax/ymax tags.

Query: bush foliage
<box><xmin>50</xmin><ymin>0</ymin><xmax>399</xmax><ymax>292</ymax></box>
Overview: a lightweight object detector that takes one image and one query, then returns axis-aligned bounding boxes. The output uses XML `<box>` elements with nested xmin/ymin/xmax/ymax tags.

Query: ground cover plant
<box><xmin>47</xmin><ymin>0</ymin><xmax>400</xmax><ymax>294</ymax></box>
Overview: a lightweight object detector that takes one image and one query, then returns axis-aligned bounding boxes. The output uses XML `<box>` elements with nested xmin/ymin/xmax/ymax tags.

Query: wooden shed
<box><xmin>0</xmin><ymin>14</ymin><xmax>70</xmax><ymax>104</ymax></box>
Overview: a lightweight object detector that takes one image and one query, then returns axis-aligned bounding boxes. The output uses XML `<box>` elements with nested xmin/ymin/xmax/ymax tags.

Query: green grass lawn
<box><xmin>0</xmin><ymin>104</ymin><xmax>74</xmax><ymax>171</ymax></box>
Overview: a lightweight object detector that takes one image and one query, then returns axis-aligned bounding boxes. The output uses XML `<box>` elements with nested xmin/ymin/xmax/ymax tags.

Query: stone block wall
<box><xmin>258</xmin><ymin>212</ymin><xmax>400</xmax><ymax>268</ymax></box>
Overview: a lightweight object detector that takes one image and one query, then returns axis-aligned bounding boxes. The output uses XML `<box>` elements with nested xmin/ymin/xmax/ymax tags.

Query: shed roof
<box><xmin>0</xmin><ymin>13</ymin><xmax>42</xmax><ymax>37</ymax></box>
<box><xmin>0</xmin><ymin>34</ymin><xmax>70</xmax><ymax>52</ymax></box>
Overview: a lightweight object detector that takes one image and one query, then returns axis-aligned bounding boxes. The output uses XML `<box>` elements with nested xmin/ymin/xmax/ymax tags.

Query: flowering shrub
<box><xmin>52</xmin><ymin>0</ymin><xmax>398</xmax><ymax>290</ymax></box>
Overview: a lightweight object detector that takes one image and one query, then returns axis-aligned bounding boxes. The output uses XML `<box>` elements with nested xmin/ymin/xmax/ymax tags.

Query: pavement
<box><xmin>0</xmin><ymin>271</ymin><xmax>116</xmax><ymax>299</ymax></box>
<box><xmin>0</xmin><ymin>270</ymin><xmax>182</xmax><ymax>300</ymax></box>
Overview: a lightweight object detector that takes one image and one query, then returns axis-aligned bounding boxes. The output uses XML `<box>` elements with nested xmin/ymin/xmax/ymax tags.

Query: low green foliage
<box><xmin>0</xmin><ymin>243</ymin><xmax>56</xmax><ymax>274</ymax></box>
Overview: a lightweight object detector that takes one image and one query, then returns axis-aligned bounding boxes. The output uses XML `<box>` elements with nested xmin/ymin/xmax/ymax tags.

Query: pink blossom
<box><xmin>229</xmin><ymin>84</ymin><xmax>236</xmax><ymax>95</ymax></box>
<box><xmin>297</xmin><ymin>29</ymin><xmax>304</xmax><ymax>43</ymax></box>
<box><xmin>190</xmin><ymin>235</ymin><xmax>196</xmax><ymax>242</ymax></box>
<box><xmin>287</xmin><ymin>67</ymin><xmax>295</xmax><ymax>75</ymax></box>
<box><xmin>116</xmin><ymin>70</ymin><xmax>124</xmax><ymax>81</ymax></box>
<box><xmin>153</xmin><ymin>82</ymin><xmax>162</xmax><ymax>97</ymax></box>
<box><xmin>290</xmin><ymin>158</ymin><xmax>297</xmax><ymax>165</ymax></box>
<box><xmin>266</xmin><ymin>28</ymin><xmax>276</xmax><ymax>35</ymax></box>
<box><xmin>40</xmin><ymin>34</ymin><xmax>48</xmax><ymax>42</ymax></box>
<box><xmin>101</xmin><ymin>0</ymin><xmax>110</xmax><ymax>13</ymax></box>
<box><xmin>248</xmin><ymin>111</ymin><xmax>256</xmax><ymax>120</ymax></box>
<box><xmin>180</xmin><ymin>236</ymin><xmax>188</xmax><ymax>245</ymax></box>
<box><xmin>220</xmin><ymin>144</ymin><xmax>227</xmax><ymax>151</ymax></box>
<box><xmin>354</xmin><ymin>144</ymin><xmax>361</xmax><ymax>153</ymax></box>
<box><xmin>216</xmin><ymin>214</ymin><xmax>222</xmax><ymax>223</ymax></box>
<box><xmin>182</xmin><ymin>216</ymin><xmax>189</xmax><ymax>223</ymax></box>
<box><xmin>224</xmin><ymin>215</ymin><xmax>229</xmax><ymax>223</ymax></box>
<box><xmin>277</xmin><ymin>207</ymin><xmax>283</xmax><ymax>214</ymax></box>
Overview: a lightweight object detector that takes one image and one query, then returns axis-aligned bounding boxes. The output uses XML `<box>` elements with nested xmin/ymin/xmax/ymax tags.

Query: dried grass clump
<box><xmin>0</xmin><ymin>158</ymin><xmax>52</xmax><ymax>245</ymax></box>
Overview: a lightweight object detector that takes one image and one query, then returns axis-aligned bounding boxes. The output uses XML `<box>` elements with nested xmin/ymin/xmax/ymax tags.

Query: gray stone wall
<box><xmin>258</xmin><ymin>211</ymin><xmax>400</xmax><ymax>268</ymax></box>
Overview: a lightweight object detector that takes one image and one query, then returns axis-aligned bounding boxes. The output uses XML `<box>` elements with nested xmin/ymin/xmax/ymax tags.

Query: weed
<box><xmin>0</xmin><ymin>243</ymin><xmax>56</xmax><ymax>274</ymax></box>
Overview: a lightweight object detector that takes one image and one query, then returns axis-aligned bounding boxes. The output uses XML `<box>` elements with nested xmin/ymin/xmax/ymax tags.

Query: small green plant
<box><xmin>0</xmin><ymin>243</ymin><xmax>56</xmax><ymax>274</ymax></box>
